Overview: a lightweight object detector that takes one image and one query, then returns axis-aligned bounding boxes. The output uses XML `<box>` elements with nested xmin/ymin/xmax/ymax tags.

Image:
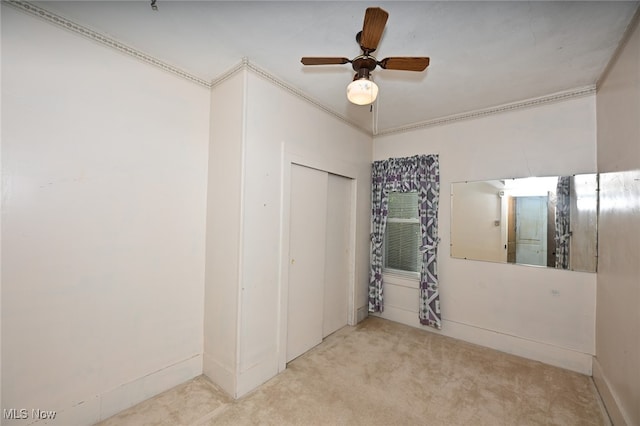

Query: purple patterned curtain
<box><xmin>369</xmin><ymin>155</ymin><xmax>441</xmax><ymax>329</ymax></box>
<box><xmin>555</xmin><ymin>176</ymin><xmax>571</xmax><ymax>269</ymax></box>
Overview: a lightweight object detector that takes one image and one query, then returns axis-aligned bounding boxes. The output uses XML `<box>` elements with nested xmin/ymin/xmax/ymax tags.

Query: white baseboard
<box><xmin>356</xmin><ymin>305</ymin><xmax>368</xmax><ymax>324</ymax></box>
<box><xmin>374</xmin><ymin>305</ymin><xmax>593</xmax><ymax>375</ymax></box>
<box><xmin>7</xmin><ymin>395</ymin><xmax>102</xmax><ymax>426</ymax></box>
<box><xmin>100</xmin><ymin>354</ymin><xmax>202</xmax><ymax>421</ymax></box>
<box><xmin>236</xmin><ymin>355</ymin><xmax>279</xmax><ymax>399</ymax></box>
<box><xmin>592</xmin><ymin>357</ymin><xmax>631</xmax><ymax>426</ymax></box>
<box><xmin>203</xmin><ymin>353</ymin><xmax>236</xmax><ymax>398</ymax></box>
<box><xmin>203</xmin><ymin>352</ymin><xmax>279</xmax><ymax>399</ymax></box>
<box><xmin>13</xmin><ymin>354</ymin><xmax>204</xmax><ymax>426</ymax></box>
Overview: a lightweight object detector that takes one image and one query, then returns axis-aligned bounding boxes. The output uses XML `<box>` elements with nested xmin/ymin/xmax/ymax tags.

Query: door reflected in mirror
<box><xmin>451</xmin><ymin>174</ymin><xmax>598</xmax><ymax>272</ymax></box>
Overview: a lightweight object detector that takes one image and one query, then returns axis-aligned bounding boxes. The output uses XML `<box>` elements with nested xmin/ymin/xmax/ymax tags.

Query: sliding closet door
<box><xmin>323</xmin><ymin>174</ymin><xmax>351</xmax><ymax>337</ymax></box>
<box><xmin>286</xmin><ymin>164</ymin><xmax>328</xmax><ymax>362</ymax></box>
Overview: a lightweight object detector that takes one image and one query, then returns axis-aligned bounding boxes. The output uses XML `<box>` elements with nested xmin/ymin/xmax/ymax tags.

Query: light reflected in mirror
<box><xmin>450</xmin><ymin>174</ymin><xmax>598</xmax><ymax>272</ymax></box>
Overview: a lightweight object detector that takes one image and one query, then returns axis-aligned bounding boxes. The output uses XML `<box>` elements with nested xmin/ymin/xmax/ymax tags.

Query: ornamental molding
<box><xmin>5</xmin><ymin>0</ymin><xmax>211</xmax><ymax>88</ymax></box>
<box><xmin>7</xmin><ymin>0</ymin><xmax>597</xmax><ymax>138</ymax></box>
<box><xmin>375</xmin><ymin>86</ymin><xmax>596</xmax><ymax>137</ymax></box>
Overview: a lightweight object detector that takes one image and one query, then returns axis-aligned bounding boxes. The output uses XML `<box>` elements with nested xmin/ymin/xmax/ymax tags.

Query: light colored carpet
<box><xmin>97</xmin><ymin>317</ymin><xmax>609</xmax><ymax>426</ymax></box>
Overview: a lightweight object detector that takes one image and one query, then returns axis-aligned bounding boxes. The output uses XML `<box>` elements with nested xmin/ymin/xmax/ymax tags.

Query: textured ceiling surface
<box><xmin>27</xmin><ymin>1</ymin><xmax>640</xmax><ymax>133</ymax></box>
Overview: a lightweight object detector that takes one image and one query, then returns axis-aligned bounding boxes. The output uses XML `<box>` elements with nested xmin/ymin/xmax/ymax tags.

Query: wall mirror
<box><xmin>451</xmin><ymin>174</ymin><xmax>598</xmax><ymax>272</ymax></box>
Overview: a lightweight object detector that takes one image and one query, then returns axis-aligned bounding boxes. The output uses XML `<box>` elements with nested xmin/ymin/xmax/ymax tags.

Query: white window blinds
<box><xmin>384</xmin><ymin>191</ymin><xmax>420</xmax><ymax>273</ymax></box>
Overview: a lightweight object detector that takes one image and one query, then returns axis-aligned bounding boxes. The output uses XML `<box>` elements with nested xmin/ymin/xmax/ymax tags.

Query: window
<box><xmin>384</xmin><ymin>191</ymin><xmax>421</xmax><ymax>274</ymax></box>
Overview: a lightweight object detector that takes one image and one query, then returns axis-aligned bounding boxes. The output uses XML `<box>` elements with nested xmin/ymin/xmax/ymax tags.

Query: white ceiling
<box><xmin>31</xmin><ymin>1</ymin><xmax>639</xmax><ymax>134</ymax></box>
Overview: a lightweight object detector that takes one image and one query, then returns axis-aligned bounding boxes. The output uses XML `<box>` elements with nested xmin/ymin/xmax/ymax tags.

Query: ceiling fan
<box><xmin>301</xmin><ymin>7</ymin><xmax>430</xmax><ymax>106</ymax></box>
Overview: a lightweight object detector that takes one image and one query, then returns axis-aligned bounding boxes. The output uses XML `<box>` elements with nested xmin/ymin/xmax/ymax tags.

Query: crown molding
<box><xmin>7</xmin><ymin>0</ymin><xmax>369</xmax><ymax>134</ymax></box>
<box><xmin>211</xmin><ymin>59</ymin><xmax>372</xmax><ymax>136</ymax></box>
<box><xmin>209</xmin><ymin>59</ymin><xmax>248</xmax><ymax>88</ymax></box>
<box><xmin>4</xmin><ymin>0</ymin><xmax>211</xmax><ymax>88</ymax></box>
<box><xmin>374</xmin><ymin>85</ymin><xmax>596</xmax><ymax>137</ymax></box>
<box><xmin>6</xmin><ymin>0</ymin><xmax>599</xmax><ymax>139</ymax></box>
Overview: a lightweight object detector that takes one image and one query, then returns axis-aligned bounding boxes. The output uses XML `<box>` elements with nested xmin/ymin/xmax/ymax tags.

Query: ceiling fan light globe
<box><xmin>346</xmin><ymin>78</ymin><xmax>378</xmax><ymax>105</ymax></box>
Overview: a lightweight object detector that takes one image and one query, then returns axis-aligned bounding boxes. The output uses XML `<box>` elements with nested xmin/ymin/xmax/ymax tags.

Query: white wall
<box><xmin>238</xmin><ymin>71</ymin><xmax>372</xmax><ymax>396</ymax></box>
<box><xmin>594</xmin><ymin>13</ymin><xmax>640</xmax><ymax>426</ymax></box>
<box><xmin>1</xmin><ymin>7</ymin><xmax>210</xmax><ymax>424</ymax></box>
<box><xmin>202</xmin><ymin>67</ymin><xmax>372</xmax><ymax>398</ymax></box>
<box><xmin>203</xmin><ymin>71</ymin><xmax>245</xmax><ymax>396</ymax></box>
<box><xmin>5</xmin><ymin>2</ymin><xmax>626</xmax><ymax>423</ymax></box>
<box><xmin>373</xmin><ymin>95</ymin><xmax>598</xmax><ymax>374</ymax></box>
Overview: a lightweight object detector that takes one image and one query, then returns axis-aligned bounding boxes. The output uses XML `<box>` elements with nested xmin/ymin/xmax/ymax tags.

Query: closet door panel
<box><xmin>286</xmin><ymin>164</ymin><xmax>328</xmax><ymax>362</ymax></box>
<box><xmin>323</xmin><ymin>174</ymin><xmax>351</xmax><ymax>337</ymax></box>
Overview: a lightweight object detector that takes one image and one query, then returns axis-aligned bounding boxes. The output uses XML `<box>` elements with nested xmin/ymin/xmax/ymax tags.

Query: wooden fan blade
<box><xmin>378</xmin><ymin>57</ymin><xmax>430</xmax><ymax>71</ymax></box>
<box><xmin>301</xmin><ymin>57</ymin><xmax>351</xmax><ymax>66</ymax></box>
<box><xmin>360</xmin><ymin>7</ymin><xmax>388</xmax><ymax>52</ymax></box>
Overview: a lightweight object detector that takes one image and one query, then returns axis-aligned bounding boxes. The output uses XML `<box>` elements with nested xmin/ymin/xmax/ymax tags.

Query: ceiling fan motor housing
<box><xmin>352</xmin><ymin>55</ymin><xmax>378</xmax><ymax>79</ymax></box>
